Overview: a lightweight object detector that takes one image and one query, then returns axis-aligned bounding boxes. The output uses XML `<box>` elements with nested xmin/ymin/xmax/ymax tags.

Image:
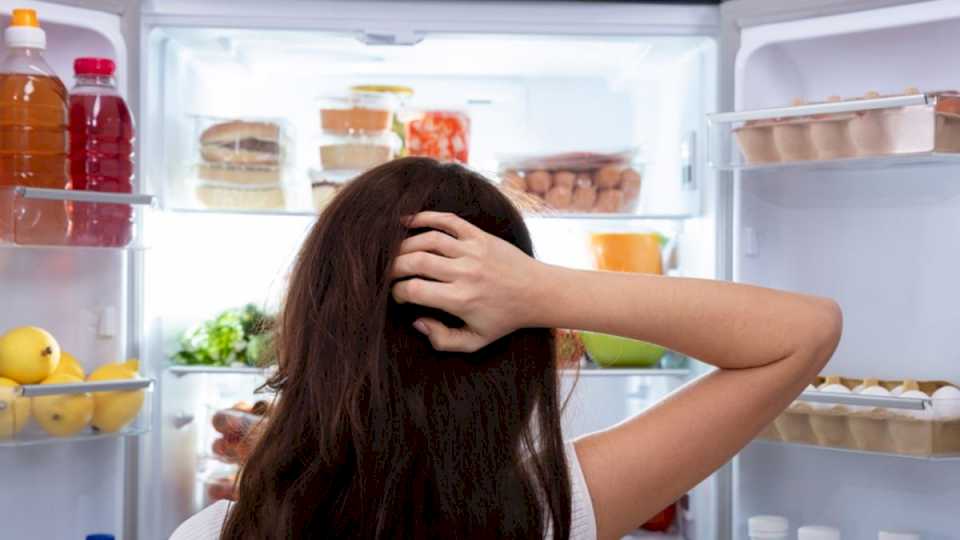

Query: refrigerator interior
<box><xmin>143</xmin><ymin>25</ymin><xmax>718</xmax><ymax>538</ymax></box>
<box><xmin>731</xmin><ymin>1</ymin><xmax>960</xmax><ymax>537</ymax></box>
<box><xmin>0</xmin><ymin>3</ymin><xmax>138</xmax><ymax>539</ymax></box>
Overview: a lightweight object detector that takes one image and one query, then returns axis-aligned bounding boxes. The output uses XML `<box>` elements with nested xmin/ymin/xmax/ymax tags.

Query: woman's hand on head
<box><xmin>390</xmin><ymin>211</ymin><xmax>548</xmax><ymax>353</ymax></box>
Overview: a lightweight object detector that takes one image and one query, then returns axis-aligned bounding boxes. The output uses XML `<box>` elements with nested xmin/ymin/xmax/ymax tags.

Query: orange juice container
<box><xmin>0</xmin><ymin>9</ymin><xmax>69</xmax><ymax>244</ymax></box>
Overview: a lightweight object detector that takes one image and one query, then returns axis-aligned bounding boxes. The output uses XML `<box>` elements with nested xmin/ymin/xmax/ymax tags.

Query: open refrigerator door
<box><xmin>0</xmin><ymin>0</ymin><xmax>153</xmax><ymax>539</ymax></box>
<box><xmin>716</xmin><ymin>0</ymin><xmax>960</xmax><ymax>537</ymax></box>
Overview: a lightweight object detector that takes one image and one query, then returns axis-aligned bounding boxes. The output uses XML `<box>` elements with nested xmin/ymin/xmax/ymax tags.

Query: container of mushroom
<box><xmin>757</xmin><ymin>375</ymin><xmax>960</xmax><ymax>458</ymax></box>
<box><xmin>496</xmin><ymin>150</ymin><xmax>643</xmax><ymax>215</ymax></box>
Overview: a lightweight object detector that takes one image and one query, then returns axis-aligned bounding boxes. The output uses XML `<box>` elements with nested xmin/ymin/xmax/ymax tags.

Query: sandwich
<box><xmin>200</xmin><ymin>121</ymin><xmax>282</xmax><ymax>165</ymax></box>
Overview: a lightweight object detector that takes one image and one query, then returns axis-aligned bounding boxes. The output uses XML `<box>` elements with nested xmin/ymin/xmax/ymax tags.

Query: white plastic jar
<box><xmin>748</xmin><ymin>515</ymin><xmax>789</xmax><ymax>540</ymax></box>
<box><xmin>799</xmin><ymin>525</ymin><xmax>841</xmax><ymax>540</ymax></box>
<box><xmin>879</xmin><ymin>532</ymin><xmax>920</xmax><ymax>540</ymax></box>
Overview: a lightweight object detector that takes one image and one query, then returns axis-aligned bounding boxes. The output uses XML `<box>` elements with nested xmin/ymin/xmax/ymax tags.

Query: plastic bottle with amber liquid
<box><xmin>0</xmin><ymin>8</ymin><xmax>69</xmax><ymax>244</ymax></box>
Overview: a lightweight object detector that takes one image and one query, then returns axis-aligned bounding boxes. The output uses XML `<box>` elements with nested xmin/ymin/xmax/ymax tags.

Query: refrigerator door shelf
<box><xmin>0</xmin><ymin>187</ymin><xmax>155</xmax><ymax>249</ymax></box>
<box><xmin>708</xmin><ymin>92</ymin><xmax>960</xmax><ymax>171</ymax></box>
<box><xmin>759</xmin><ymin>391</ymin><xmax>960</xmax><ymax>460</ymax></box>
<box><xmin>0</xmin><ymin>378</ymin><xmax>153</xmax><ymax>447</ymax></box>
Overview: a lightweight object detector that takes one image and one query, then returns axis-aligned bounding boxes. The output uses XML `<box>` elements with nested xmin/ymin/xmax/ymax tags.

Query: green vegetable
<box><xmin>172</xmin><ymin>304</ymin><xmax>276</xmax><ymax>367</ymax></box>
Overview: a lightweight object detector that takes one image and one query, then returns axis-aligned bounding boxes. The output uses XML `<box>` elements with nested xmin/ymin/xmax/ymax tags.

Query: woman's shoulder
<box><xmin>169</xmin><ymin>500</ymin><xmax>231</xmax><ymax>540</ymax></box>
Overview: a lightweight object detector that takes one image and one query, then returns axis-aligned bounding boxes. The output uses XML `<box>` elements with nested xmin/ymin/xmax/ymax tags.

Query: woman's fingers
<box><xmin>405</xmin><ymin>211</ymin><xmax>481</xmax><ymax>240</ymax></box>
<box><xmin>392</xmin><ymin>278</ymin><xmax>460</xmax><ymax>312</ymax></box>
<box><xmin>397</xmin><ymin>230</ymin><xmax>465</xmax><ymax>258</ymax></box>
<box><xmin>412</xmin><ymin>318</ymin><xmax>487</xmax><ymax>353</ymax></box>
<box><xmin>390</xmin><ymin>251</ymin><xmax>460</xmax><ymax>282</ymax></box>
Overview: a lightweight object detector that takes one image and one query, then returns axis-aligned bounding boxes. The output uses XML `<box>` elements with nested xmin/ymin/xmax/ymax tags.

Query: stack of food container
<box><xmin>192</xmin><ymin>117</ymin><xmax>293</xmax><ymax>211</ymax></box>
<box><xmin>311</xmin><ymin>88</ymin><xmax>407</xmax><ymax>214</ymax></box>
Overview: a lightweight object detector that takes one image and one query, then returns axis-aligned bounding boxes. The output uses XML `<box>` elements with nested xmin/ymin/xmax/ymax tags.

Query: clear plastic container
<box><xmin>318</xmin><ymin>92</ymin><xmax>399</xmax><ymax>135</ymax></box>
<box><xmin>761</xmin><ymin>376</ymin><xmax>960</xmax><ymax>458</ymax></box>
<box><xmin>317</xmin><ymin>130</ymin><xmax>399</xmax><ymax>171</ymax></box>
<box><xmin>405</xmin><ymin>109</ymin><xmax>471</xmax><ymax>163</ymax></box>
<box><xmin>307</xmin><ymin>168</ymin><xmax>355</xmax><ymax>215</ymax></box>
<box><xmin>709</xmin><ymin>90</ymin><xmax>960</xmax><ymax>169</ymax></box>
<box><xmin>496</xmin><ymin>149</ymin><xmax>644</xmax><ymax>215</ymax></box>
<box><xmin>189</xmin><ymin>116</ymin><xmax>296</xmax><ymax>211</ymax></box>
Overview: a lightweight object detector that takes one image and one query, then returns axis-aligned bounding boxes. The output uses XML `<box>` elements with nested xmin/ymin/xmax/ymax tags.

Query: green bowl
<box><xmin>580</xmin><ymin>331</ymin><xmax>666</xmax><ymax>368</ymax></box>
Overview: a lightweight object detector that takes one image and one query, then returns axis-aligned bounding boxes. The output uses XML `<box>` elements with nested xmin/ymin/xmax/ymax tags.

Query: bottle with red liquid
<box><xmin>68</xmin><ymin>57</ymin><xmax>134</xmax><ymax>247</ymax></box>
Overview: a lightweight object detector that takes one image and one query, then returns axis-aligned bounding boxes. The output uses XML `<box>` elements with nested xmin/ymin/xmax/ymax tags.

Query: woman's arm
<box><xmin>391</xmin><ymin>212</ymin><xmax>842</xmax><ymax>539</ymax></box>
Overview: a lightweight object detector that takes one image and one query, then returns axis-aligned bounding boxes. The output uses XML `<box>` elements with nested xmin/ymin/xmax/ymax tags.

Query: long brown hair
<box><xmin>222</xmin><ymin>158</ymin><xmax>571</xmax><ymax>539</ymax></box>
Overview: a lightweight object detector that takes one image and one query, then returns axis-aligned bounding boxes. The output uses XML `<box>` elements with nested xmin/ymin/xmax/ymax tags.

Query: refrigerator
<box><xmin>1</xmin><ymin>0</ymin><xmax>958</xmax><ymax>538</ymax></box>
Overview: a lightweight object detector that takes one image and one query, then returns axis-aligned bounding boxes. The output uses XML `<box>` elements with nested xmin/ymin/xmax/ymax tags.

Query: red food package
<box><xmin>406</xmin><ymin>111</ymin><xmax>470</xmax><ymax>163</ymax></box>
<box><xmin>641</xmin><ymin>503</ymin><xmax>676</xmax><ymax>532</ymax></box>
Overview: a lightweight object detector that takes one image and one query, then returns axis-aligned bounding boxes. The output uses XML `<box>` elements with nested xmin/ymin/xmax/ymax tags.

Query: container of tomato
<box><xmin>405</xmin><ymin>110</ymin><xmax>470</xmax><ymax>163</ymax></box>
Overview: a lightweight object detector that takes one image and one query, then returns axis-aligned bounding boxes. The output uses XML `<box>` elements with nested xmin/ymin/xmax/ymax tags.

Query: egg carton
<box><xmin>758</xmin><ymin>376</ymin><xmax>960</xmax><ymax>458</ymax></box>
<box><xmin>709</xmin><ymin>90</ymin><xmax>960</xmax><ymax>167</ymax></box>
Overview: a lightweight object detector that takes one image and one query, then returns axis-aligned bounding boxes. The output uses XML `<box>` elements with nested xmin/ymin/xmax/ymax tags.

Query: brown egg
<box><xmin>571</xmin><ymin>185</ymin><xmax>597</xmax><ymax>212</ymax></box>
<box><xmin>501</xmin><ymin>171</ymin><xmax>526</xmax><ymax>192</ymax></box>
<box><xmin>526</xmin><ymin>170</ymin><xmax>552</xmax><ymax>194</ymax></box>
<box><xmin>595</xmin><ymin>165</ymin><xmax>623</xmax><ymax>189</ymax></box>
<box><xmin>575</xmin><ymin>173</ymin><xmax>594</xmax><ymax>188</ymax></box>
<box><xmin>545</xmin><ymin>185</ymin><xmax>573</xmax><ymax>209</ymax></box>
<box><xmin>553</xmin><ymin>171</ymin><xmax>575</xmax><ymax>189</ymax></box>
<box><xmin>594</xmin><ymin>189</ymin><xmax>625</xmax><ymax>213</ymax></box>
<box><xmin>621</xmin><ymin>168</ymin><xmax>641</xmax><ymax>196</ymax></box>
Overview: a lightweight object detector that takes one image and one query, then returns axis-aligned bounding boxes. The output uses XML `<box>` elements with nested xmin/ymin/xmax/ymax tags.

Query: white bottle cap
<box><xmin>748</xmin><ymin>515</ymin><xmax>789</xmax><ymax>534</ymax></box>
<box><xmin>879</xmin><ymin>532</ymin><xmax>920</xmax><ymax>540</ymax></box>
<box><xmin>799</xmin><ymin>526</ymin><xmax>841</xmax><ymax>540</ymax></box>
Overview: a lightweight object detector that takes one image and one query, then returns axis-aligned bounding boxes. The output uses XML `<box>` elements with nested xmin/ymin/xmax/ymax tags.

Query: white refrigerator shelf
<box><xmin>0</xmin><ymin>186</ymin><xmax>156</xmax><ymax>250</ymax></box>
<box><xmin>166</xmin><ymin>364</ymin><xmax>690</xmax><ymax>378</ymax></box>
<box><xmin>0</xmin><ymin>378</ymin><xmax>153</xmax><ymax>448</ymax></box>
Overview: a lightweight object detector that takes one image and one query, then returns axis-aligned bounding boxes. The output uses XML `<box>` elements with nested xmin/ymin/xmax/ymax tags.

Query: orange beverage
<box><xmin>0</xmin><ymin>9</ymin><xmax>69</xmax><ymax>244</ymax></box>
<box><xmin>0</xmin><ymin>72</ymin><xmax>68</xmax><ymax>188</ymax></box>
<box><xmin>590</xmin><ymin>232</ymin><xmax>663</xmax><ymax>275</ymax></box>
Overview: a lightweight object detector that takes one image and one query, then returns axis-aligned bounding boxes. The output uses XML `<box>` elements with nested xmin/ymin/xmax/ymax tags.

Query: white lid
<box><xmin>879</xmin><ymin>532</ymin><xmax>920</xmax><ymax>540</ymax></box>
<box><xmin>748</xmin><ymin>515</ymin><xmax>789</xmax><ymax>534</ymax></box>
<box><xmin>5</xmin><ymin>25</ymin><xmax>44</xmax><ymax>49</ymax></box>
<box><xmin>798</xmin><ymin>526</ymin><xmax>841</xmax><ymax>540</ymax></box>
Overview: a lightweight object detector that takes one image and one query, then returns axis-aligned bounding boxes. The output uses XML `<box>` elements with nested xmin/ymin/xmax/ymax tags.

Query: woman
<box><xmin>172</xmin><ymin>157</ymin><xmax>841</xmax><ymax>540</ymax></box>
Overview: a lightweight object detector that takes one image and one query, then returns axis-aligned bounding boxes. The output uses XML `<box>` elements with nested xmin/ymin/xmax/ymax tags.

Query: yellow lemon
<box><xmin>32</xmin><ymin>373</ymin><xmax>93</xmax><ymax>437</ymax></box>
<box><xmin>0</xmin><ymin>377</ymin><xmax>29</xmax><ymax>439</ymax></box>
<box><xmin>0</xmin><ymin>326</ymin><xmax>61</xmax><ymax>384</ymax></box>
<box><xmin>54</xmin><ymin>352</ymin><xmax>84</xmax><ymax>379</ymax></box>
<box><xmin>88</xmin><ymin>359</ymin><xmax>144</xmax><ymax>433</ymax></box>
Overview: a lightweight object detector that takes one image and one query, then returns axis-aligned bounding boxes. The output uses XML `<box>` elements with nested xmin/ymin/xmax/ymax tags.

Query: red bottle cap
<box><xmin>74</xmin><ymin>57</ymin><xmax>116</xmax><ymax>76</ymax></box>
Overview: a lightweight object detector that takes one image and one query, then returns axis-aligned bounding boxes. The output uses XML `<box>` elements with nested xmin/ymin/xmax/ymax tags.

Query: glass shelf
<box><xmin>0</xmin><ymin>186</ymin><xmax>155</xmax><ymax>249</ymax></box>
<box><xmin>525</xmin><ymin>212</ymin><xmax>696</xmax><ymax>221</ymax></box>
<box><xmin>563</xmin><ymin>366</ymin><xmax>691</xmax><ymax>378</ymax></box>
<box><xmin>166</xmin><ymin>206</ymin><xmax>318</xmax><ymax>219</ymax></box>
<box><xmin>0</xmin><ymin>378</ymin><xmax>153</xmax><ymax>447</ymax></box>
<box><xmin>168</xmin><ymin>365</ymin><xmax>274</xmax><ymax>377</ymax></box>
